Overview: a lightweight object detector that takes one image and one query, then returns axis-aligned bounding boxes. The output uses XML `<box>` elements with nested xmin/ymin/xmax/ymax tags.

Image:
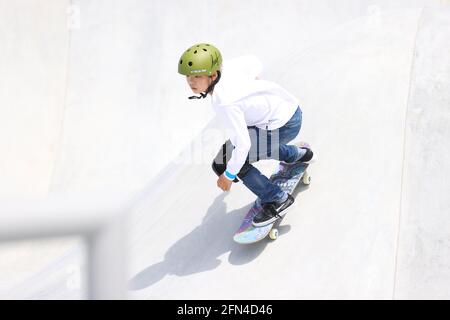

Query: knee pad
<box><xmin>212</xmin><ymin>160</ymin><xmax>226</xmax><ymax>176</ymax></box>
<box><xmin>211</xmin><ymin>160</ymin><xmax>239</xmax><ymax>183</ymax></box>
<box><xmin>237</xmin><ymin>162</ymin><xmax>253</xmax><ymax>179</ymax></box>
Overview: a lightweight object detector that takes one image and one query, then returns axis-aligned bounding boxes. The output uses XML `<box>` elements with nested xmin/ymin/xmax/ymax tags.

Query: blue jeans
<box><xmin>242</xmin><ymin>106</ymin><xmax>302</xmax><ymax>203</ymax></box>
<box><xmin>214</xmin><ymin>106</ymin><xmax>302</xmax><ymax>204</ymax></box>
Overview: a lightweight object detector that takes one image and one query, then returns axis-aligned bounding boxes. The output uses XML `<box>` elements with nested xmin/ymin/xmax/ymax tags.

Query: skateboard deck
<box><xmin>233</xmin><ymin>157</ymin><xmax>311</xmax><ymax>244</ymax></box>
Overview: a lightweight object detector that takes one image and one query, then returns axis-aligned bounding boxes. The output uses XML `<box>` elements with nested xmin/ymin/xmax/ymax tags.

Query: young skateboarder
<box><xmin>178</xmin><ymin>43</ymin><xmax>313</xmax><ymax>227</ymax></box>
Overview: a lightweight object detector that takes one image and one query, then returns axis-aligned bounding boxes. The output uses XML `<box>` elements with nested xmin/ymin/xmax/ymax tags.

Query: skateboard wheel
<box><xmin>269</xmin><ymin>229</ymin><xmax>279</xmax><ymax>240</ymax></box>
<box><xmin>302</xmin><ymin>172</ymin><xmax>311</xmax><ymax>185</ymax></box>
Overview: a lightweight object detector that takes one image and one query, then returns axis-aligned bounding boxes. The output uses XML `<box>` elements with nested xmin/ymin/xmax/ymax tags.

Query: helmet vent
<box><xmin>188</xmin><ymin>61</ymin><xmax>193</xmax><ymax>66</ymax></box>
<box><xmin>179</xmin><ymin>60</ymin><xmax>182</xmax><ymax>64</ymax></box>
<box><xmin>203</xmin><ymin>48</ymin><xmax>207</xmax><ymax>52</ymax></box>
<box><xmin>194</xmin><ymin>50</ymin><xmax>198</xmax><ymax>54</ymax></box>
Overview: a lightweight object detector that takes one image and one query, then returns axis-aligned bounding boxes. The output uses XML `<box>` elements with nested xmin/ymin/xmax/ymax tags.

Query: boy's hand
<box><xmin>217</xmin><ymin>174</ymin><xmax>233</xmax><ymax>192</ymax></box>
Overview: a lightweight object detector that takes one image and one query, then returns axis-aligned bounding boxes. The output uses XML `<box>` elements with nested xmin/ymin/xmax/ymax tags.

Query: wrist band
<box><xmin>224</xmin><ymin>170</ymin><xmax>237</xmax><ymax>180</ymax></box>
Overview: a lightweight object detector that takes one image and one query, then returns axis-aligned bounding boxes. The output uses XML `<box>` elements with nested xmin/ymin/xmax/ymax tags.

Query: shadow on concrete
<box><xmin>128</xmin><ymin>184</ymin><xmax>310</xmax><ymax>291</ymax></box>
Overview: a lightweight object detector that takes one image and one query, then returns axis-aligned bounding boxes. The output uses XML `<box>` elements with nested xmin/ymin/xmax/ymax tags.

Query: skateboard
<box><xmin>233</xmin><ymin>145</ymin><xmax>312</xmax><ymax>244</ymax></box>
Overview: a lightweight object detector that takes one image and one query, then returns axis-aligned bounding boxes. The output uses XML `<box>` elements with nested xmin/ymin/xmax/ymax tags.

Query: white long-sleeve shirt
<box><xmin>211</xmin><ymin>55</ymin><xmax>299</xmax><ymax>177</ymax></box>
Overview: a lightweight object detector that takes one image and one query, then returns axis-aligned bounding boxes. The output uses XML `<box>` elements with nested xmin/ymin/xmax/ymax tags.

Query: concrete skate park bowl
<box><xmin>0</xmin><ymin>0</ymin><xmax>449</xmax><ymax>299</ymax></box>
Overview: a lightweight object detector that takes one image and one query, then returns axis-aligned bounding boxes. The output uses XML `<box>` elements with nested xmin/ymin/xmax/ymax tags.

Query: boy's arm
<box><xmin>217</xmin><ymin>105</ymin><xmax>251</xmax><ymax>180</ymax></box>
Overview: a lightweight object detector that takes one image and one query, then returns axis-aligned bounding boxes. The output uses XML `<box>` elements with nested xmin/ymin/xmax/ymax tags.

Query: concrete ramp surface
<box><xmin>0</xmin><ymin>1</ymin><xmax>449</xmax><ymax>299</ymax></box>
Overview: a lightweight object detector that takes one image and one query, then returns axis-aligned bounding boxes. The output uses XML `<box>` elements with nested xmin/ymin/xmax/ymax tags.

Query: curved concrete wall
<box><xmin>0</xmin><ymin>0</ymin><xmax>449</xmax><ymax>299</ymax></box>
<box><xmin>0</xmin><ymin>0</ymin><xmax>69</xmax><ymax>197</ymax></box>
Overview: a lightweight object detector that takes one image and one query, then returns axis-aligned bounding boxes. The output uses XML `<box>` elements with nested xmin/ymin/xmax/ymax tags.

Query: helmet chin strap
<box><xmin>188</xmin><ymin>71</ymin><xmax>221</xmax><ymax>100</ymax></box>
<box><xmin>188</xmin><ymin>92</ymin><xmax>208</xmax><ymax>100</ymax></box>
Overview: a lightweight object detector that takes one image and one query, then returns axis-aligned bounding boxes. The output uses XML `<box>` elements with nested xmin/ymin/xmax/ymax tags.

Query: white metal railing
<box><xmin>0</xmin><ymin>192</ymin><xmax>130</xmax><ymax>299</ymax></box>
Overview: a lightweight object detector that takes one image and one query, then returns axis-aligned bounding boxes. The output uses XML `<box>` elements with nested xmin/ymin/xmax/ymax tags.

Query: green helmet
<box><xmin>178</xmin><ymin>43</ymin><xmax>222</xmax><ymax>76</ymax></box>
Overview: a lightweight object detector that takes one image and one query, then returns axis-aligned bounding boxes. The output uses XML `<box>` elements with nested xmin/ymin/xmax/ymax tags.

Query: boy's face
<box><xmin>186</xmin><ymin>74</ymin><xmax>217</xmax><ymax>94</ymax></box>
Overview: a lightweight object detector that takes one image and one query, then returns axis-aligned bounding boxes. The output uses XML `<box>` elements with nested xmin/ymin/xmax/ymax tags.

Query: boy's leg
<box><xmin>241</xmin><ymin>126</ymin><xmax>300</xmax><ymax>204</ymax></box>
<box><xmin>211</xmin><ymin>107</ymin><xmax>306</xmax><ymax>204</ymax></box>
<box><xmin>211</xmin><ymin>137</ymin><xmax>285</xmax><ymax>202</ymax></box>
<box><xmin>252</xmin><ymin>106</ymin><xmax>305</xmax><ymax>163</ymax></box>
<box><xmin>211</xmin><ymin>138</ymin><xmax>297</xmax><ymax>204</ymax></box>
